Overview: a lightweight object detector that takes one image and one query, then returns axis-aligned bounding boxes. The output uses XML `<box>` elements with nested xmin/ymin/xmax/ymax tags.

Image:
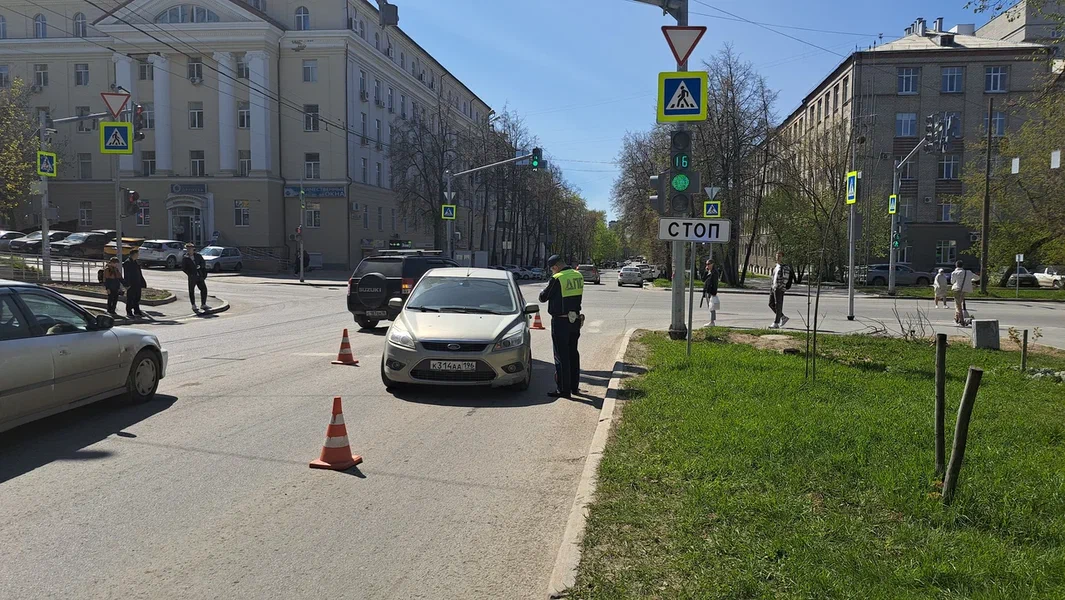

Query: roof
<box><xmin>93</xmin><ymin>0</ymin><xmax>288</xmax><ymax>30</ymax></box>
<box><xmin>427</xmin><ymin>267</ymin><xmax>510</xmax><ymax>280</ymax></box>
<box><xmin>0</xmin><ymin>280</ymin><xmax>35</xmax><ymax>288</ymax></box>
<box><xmin>869</xmin><ymin>32</ymin><xmax>1048</xmax><ymax>52</ymax></box>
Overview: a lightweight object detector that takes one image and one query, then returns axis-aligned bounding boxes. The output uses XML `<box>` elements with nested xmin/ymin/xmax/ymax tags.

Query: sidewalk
<box><xmin>71</xmin><ymin>291</ymin><xmax>230</xmax><ymax>325</ymax></box>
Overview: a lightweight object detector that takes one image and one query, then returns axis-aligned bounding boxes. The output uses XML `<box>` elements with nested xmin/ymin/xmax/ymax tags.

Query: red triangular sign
<box><xmin>101</xmin><ymin>92</ymin><xmax>131</xmax><ymax>118</ymax></box>
<box><xmin>662</xmin><ymin>26</ymin><xmax>707</xmax><ymax>65</ymax></box>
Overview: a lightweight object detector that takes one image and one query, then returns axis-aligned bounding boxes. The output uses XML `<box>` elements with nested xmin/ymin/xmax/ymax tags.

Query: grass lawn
<box><xmin>858</xmin><ymin>285</ymin><xmax>1065</xmax><ymax>301</ymax></box>
<box><xmin>570</xmin><ymin>331</ymin><xmax>1065</xmax><ymax>599</ymax></box>
<box><xmin>652</xmin><ymin>278</ymin><xmax>748</xmax><ymax>289</ymax></box>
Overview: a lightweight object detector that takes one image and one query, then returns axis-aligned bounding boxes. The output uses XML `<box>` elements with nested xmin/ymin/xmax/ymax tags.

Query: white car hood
<box><xmin>400</xmin><ymin>311</ymin><xmax>519</xmax><ymax>342</ymax></box>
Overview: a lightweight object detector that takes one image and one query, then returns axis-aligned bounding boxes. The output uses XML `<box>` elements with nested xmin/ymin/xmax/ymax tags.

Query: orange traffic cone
<box><xmin>531</xmin><ymin>313</ymin><xmax>546</xmax><ymax>330</ymax></box>
<box><xmin>331</xmin><ymin>328</ymin><xmax>359</xmax><ymax>365</ymax></box>
<box><xmin>309</xmin><ymin>396</ymin><xmax>363</xmax><ymax>471</ymax></box>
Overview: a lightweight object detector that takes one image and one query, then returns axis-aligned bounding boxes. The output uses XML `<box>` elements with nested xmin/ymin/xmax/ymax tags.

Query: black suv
<box><xmin>347</xmin><ymin>250</ymin><xmax>458</xmax><ymax>329</ymax></box>
<box><xmin>51</xmin><ymin>230</ymin><xmax>116</xmax><ymax>259</ymax></box>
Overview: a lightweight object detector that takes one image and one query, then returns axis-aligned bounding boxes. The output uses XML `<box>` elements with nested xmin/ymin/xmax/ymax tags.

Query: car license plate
<box><xmin>430</xmin><ymin>360</ymin><xmax>476</xmax><ymax>372</ymax></box>
<box><xmin>366</xmin><ymin>310</ymin><xmax>388</xmax><ymax>318</ymax></box>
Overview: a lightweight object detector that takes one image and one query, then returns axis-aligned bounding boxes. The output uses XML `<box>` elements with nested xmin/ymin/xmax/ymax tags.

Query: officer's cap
<box><xmin>547</xmin><ymin>255</ymin><xmax>562</xmax><ymax>268</ymax></box>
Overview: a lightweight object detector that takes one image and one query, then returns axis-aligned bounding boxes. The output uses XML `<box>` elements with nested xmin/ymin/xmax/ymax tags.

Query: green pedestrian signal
<box><xmin>530</xmin><ymin>147</ymin><xmax>542</xmax><ymax>170</ymax></box>
<box><xmin>892</xmin><ymin>232</ymin><xmax>901</xmax><ymax>249</ymax></box>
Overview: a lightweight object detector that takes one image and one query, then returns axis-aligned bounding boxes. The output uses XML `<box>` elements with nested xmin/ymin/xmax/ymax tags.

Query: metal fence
<box><xmin>0</xmin><ymin>254</ymin><xmax>108</xmax><ymax>284</ymax></box>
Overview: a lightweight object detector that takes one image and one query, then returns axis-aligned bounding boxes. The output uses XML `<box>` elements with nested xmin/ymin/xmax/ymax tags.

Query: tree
<box><xmin>590</xmin><ymin>215</ymin><xmax>620</xmax><ymax>264</ymax></box>
<box><xmin>0</xmin><ymin>80</ymin><xmax>40</xmax><ymax>227</ymax></box>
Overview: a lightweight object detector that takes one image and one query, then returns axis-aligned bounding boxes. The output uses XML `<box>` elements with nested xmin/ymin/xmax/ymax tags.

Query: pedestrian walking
<box><xmin>102</xmin><ymin>257</ymin><xmax>122</xmax><ymax>316</ymax></box>
<box><xmin>182</xmin><ymin>243</ymin><xmax>209</xmax><ymax>311</ymax></box>
<box><xmin>702</xmin><ymin>258</ymin><xmax>720</xmax><ymax>327</ymax></box>
<box><xmin>122</xmin><ymin>249</ymin><xmax>147</xmax><ymax>318</ymax></box>
<box><xmin>294</xmin><ymin>249</ymin><xmax>311</xmax><ymax>275</ymax></box>
<box><xmin>951</xmin><ymin>261</ymin><xmax>977</xmax><ymax>326</ymax></box>
<box><xmin>768</xmin><ymin>251</ymin><xmax>794</xmax><ymax>329</ymax></box>
<box><xmin>539</xmin><ymin>254</ymin><xmax>584</xmax><ymax>399</ymax></box>
<box><xmin>933</xmin><ymin>268</ymin><xmax>950</xmax><ymax>308</ymax></box>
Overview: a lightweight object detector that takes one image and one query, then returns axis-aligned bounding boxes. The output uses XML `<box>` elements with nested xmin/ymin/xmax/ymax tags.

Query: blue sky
<box><xmin>398</xmin><ymin>0</ymin><xmax>992</xmax><ymax>218</ymax></box>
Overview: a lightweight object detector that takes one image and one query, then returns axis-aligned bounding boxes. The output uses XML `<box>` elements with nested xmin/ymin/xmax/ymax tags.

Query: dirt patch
<box><xmin>727</xmin><ymin>332</ymin><xmax>804</xmax><ymax>353</ymax></box>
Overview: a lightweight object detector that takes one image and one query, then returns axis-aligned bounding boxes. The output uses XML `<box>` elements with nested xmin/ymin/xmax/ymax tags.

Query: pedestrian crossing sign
<box><xmin>845</xmin><ymin>171</ymin><xmax>858</xmax><ymax>204</ymax></box>
<box><xmin>441</xmin><ymin>204</ymin><xmax>456</xmax><ymax>220</ymax></box>
<box><xmin>888</xmin><ymin>194</ymin><xmax>897</xmax><ymax>215</ymax></box>
<box><xmin>100</xmin><ymin>121</ymin><xmax>133</xmax><ymax>155</ymax></box>
<box><xmin>658</xmin><ymin>71</ymin><xmax>708</xmax><ymax>123</ymax></box>
<box><xmin>703</xmin><ymin>200</ymin><xmax>721</xmax><ymax>218</ymax></box>
<box><xmin>36</xmin><ymin>151</ymin><xmax>57</xmax><ymax>177</ymax></box>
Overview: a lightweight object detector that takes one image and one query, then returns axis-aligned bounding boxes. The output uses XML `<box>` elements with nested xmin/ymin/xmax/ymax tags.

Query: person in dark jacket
<box><xmin>702</xmin><ymin>258</ymin><xmax>720</xmax><ymax>327</ymax></box>
<box><xmin>103</xmin><ymin>257</ymin><xmax>123</xmax><ymax>316</ymax></box>
<box><xmin>181</xmin><ymin>243</ymin><xmax>209</xmax><ymax>311</ymax></box>
<box><xmin>539</xmin><ymin>255</ymin><xmax>584</xmax><ymax>399</ymax></box>
<box><xmin>294</xmin><ymin>249</ymin><xmax>311</xmax><ymax>275</ymax></box>
<box><xmin>122</xmin><ymin>249</ymin><xmax>147</xmax><ymax>318</ymax></box>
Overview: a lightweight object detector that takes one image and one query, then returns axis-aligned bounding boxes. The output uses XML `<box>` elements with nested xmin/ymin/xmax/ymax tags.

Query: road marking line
<box><xmin>293</xmin><ymin>352</ymin><xmax>337</xmax><ymax>357</ymax></box>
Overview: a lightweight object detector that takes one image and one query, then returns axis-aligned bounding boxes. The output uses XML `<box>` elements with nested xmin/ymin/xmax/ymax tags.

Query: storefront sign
<box><xmin>284</xmin><ymin>186</ymin><xmax>346</xmax><ymax>198</ymax></box>
<box><xmin>171</xmin><ymin>183</ymin><xmax>208</xmax><ymax>195</ymax></box>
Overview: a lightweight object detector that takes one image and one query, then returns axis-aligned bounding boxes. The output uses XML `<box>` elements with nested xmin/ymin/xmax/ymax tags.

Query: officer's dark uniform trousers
<box><xmin>539</xmin><ymin>267</ymin><xmax>583</xmax><ymax>396</ymax></box>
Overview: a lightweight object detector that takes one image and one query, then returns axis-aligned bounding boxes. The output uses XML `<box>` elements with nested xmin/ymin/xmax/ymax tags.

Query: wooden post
<box><xmin>934</xmin><ymin>333</ymin><xmax>947</xmax><ymax>478</ymax></box>
<box><xmin>942</xmin><ymin>366</ymin><xmax>984</xmax><ymax>505</ymax></box>
<box><xmin>1021</xmin><ymin>329</ymin><xmax>1028</xmax><ymax>372</ymax></box>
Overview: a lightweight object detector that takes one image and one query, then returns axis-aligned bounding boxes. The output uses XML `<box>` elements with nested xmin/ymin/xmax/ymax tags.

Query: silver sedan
<box><xmin>381</xmin><ymin>267</ymin><xmax>536</xmax><ymax>390</ymax></box>
<box><xmin>0</xmin><ymin>280</ymin><xmax>168</xmax><ymax>433</ymax></box>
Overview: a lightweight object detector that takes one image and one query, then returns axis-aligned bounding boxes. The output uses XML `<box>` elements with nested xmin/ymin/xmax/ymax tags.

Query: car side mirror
<box><xmin>523</xmin><ymin>303</ymin><xmax>539</xmax><ymax>314</ymax></box>
<box><xmin>388</xmin><ymin>297</ymin><xmax>404</xmax><ymax>310</ymax></box>
<box><xmin>94</xmin><ymin>314</ymin><xmax>114</xmax><ymax>330</ymax></box>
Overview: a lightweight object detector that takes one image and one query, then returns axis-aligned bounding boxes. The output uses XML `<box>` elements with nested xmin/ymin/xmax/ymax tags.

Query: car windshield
<box><xmin>22</xmin><ymin>232</ymin><xmax>43</xmax><ymax>240</ymax></box>
<box><xmin>406</xmin><ymin>276</ymin><xmax>517</xmax><ymax>314</ymax></box>
<box><xmin>48</xmin><ymin>232</ymin><xmax>69</xmax><ymax>240</ymax></box>
<box><xmin>353</xmin><ymin>258</ymin><xmax>404</xmax><ymax>278</ymax></box>
<box><xmin>63</xmin><ymin>233</ymin><xmax>89</xmax><ymax>242</ymax></box>
<box><xmin>578</xmin><ymin>265</ymin><xmax>595</xmax><ymax>271</ymax></box>
<box><xmin>201</xmin><ymin>247</ymin><xmax>223</xmax><ymax>256</ymax></box>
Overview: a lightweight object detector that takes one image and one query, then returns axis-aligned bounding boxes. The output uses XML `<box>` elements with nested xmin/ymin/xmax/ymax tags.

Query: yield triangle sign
<box><xmin>666</xmin><ymin>81</ymin><xmax>698</xmax><ymax>110</ymax></box>
<box><xmin>101</xmin><ymin>92</ymin><xmax>131</xmax><ymax>118</ymax></box>
<box><xmin>443</xmin><ymin>191</ymin><xmax>456</xmax><ymax>201</ymax></box>
<box><xmin>662</xmin><ymin>26</ymin><xmax>707</xmax><ymax>65</ymax></box>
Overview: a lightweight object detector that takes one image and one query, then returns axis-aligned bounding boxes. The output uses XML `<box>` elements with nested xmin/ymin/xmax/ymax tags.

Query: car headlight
<box><xmin>494</xmin><ymin>322</ymin><xmax>525</xmax><ymax>352</ymax></box>
<box><xmin>387</xmin><ymin>322</ymin><xmax>415</xmax><ymax>349</ymax></box>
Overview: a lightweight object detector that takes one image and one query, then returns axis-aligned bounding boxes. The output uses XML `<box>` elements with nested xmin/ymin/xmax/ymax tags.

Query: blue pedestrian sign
<box><xmin>703</xmin><ymin>200</ymin><xmax>721</xmax><ymax>218</ymax></box>
<box><xmin>36</xmin><ymin>151</ymin><xmax>57</xmax><ymax>177</ymax></box>
<box><xmin>658</xmin><ymin>71</ymin><xmax>708</xmax><ymax>123</ymax></box>
<box><xmin>888</xmin><ymin>194</ymin><xmax>898</xmax><ymax>215</ymax></box>
<box><xmin>441</xmin><ymin>204</ymin><xmax>456</xmax><ymax>220</ymax></box>
<box><xmin>100</xmin><ymin>121</ymin><xmax>133</xmax><ymax>155</ymax></box>
<box><xmin>845</xmin><ymin>171</ymin><xmax>858</xmax><ymax>205</ymax></box>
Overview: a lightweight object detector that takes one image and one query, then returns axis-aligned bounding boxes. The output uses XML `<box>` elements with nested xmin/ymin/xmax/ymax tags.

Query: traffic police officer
<box><xmin>539</xmin><ymin>255</ymin><xmax>583</xmax><ymax>398</ymax></box>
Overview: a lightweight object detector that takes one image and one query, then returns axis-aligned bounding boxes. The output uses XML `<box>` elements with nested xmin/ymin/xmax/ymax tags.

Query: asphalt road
<box><xmin>2</xmin><ymin>268</ymin><xmax>1063</xmax><ymax>599</ymax></box>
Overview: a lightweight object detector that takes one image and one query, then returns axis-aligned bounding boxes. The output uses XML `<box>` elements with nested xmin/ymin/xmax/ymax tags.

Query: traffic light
<box><xmin>669</xmin><ymin>130</ymin><xmax>692</xmax><ymax>216</ymax></box>
<box><xmin>299</xmin><ymin>187</ymin><xmax>306</xmax><ymax>210</ymax></box>
<box><xmin>124</xmin><ymin>189</ymin><xmax>140</xmax><ymax>216</ymax></box>
<box><xmin>530</xmin><ymin>147</ymin><xmax>542</xmax><ymax>170</ymax></box>
<box><xmin>649</xmin><ymin>170</ymin><xmax>668</xmax><ymax>215</ymax></box>
<box><xmin>132</xmin><ymin>104</ymin><xmax>145</xmax><ymax>142</ymax></box>
<box><xmin>892</xmin><ymin>231</ymin><xmax>901</xmax><ymax>249</ymax></box>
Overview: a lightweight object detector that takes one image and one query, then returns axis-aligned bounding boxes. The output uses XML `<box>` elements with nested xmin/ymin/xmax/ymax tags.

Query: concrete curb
<box><xmin>80</xmin><ymin>295</ymin><xmax>230</xmax><ymax>323</ymax></box>
<box><xmin>867</xmin><ymin>293</ymin><xmax>1064</xmax><ymax>303</ymax></box>
<box><xmin>47</xmin><ymin>285</ymin><xmax>177</xmax><ymax>306</ymax></box>
<box><xmin>547</xmin><ymin>327</ymin><xmax>638</xmax><ymax>599</ymax></box>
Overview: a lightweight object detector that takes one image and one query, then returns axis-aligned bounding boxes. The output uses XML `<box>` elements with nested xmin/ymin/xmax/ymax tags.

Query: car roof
<box><xmin>143</xmin><ymin>239</ymin><xmax>183</xmax><ymax>243</ymax></box>
<box><xmin>0</xmin><ymin>279</ymin><xmax>37</xmax><ymax>288</ymax></box>
<box><xmin>426</xmin><ymin>267</ymin><xmax>511</xmax><ymax>280</ymax></box>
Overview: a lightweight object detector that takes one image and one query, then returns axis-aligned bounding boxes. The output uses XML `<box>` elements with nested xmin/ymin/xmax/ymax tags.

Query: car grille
<box><xmin>410</xmin><ymin>359</ymin><xmax>496</xmax><ymax>382</ymax></box>
<box><xmin>420</xmin><ymin>342</ymin><xmax>488</xmax><ymax>352</ymax></box>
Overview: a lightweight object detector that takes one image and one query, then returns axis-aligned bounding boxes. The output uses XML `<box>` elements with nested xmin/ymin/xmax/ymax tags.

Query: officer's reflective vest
<box><xmin>553</xmin><ymin>269</ymin><xmax>584</xmax><ymax>298</ymax></box>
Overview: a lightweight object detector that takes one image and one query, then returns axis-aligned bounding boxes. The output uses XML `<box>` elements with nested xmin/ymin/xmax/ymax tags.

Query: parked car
<box><xmin>0</xmin><ymin>280</ymin><xmax>167</xmax><ymax>433</ymax></box>
<box><xmin>0</xmin><ymin>230</ymin><xmax>24</xmax><ymax>252</ymax></box>
<box><xmin>1033</xmin><ymin>266</ymin><xmax>1064</xmax><ymax>289</ymax></box>
<box><xmin>200</xmin><ymin>246</ymin><xmax>243</xmax><ymax>272</ymax></box>
<box><xmin>528</xmin><ymin>267</ymin><xmax>546</xmax><ymax>280</ymax></box>
<box><xmin>347</xmin><ymin>250</ymin><xmax>458</xmax><ymax>329</ymax></box>
<box><xmin>380</xmin><ymin>267</ymin><xmax>535</xmax><ymax>391</ymax></box>
<box><xmin>1005</xmin><ymin>266</ymin><xmax>1040</xmax><ymax>288</ymax></box>
<box><xmin>501</xmin><ymin>264</ymin><xmax>523</xmax><ymax>279</ymax></box>
<box><xmin>577</xmin><ymin>264</ymin><xmax>601</xmax><ymax>285</ymax></box>
<box><xmin>137</xmin><ymin>240</ymin><xmax>187</xmax><ymax>269</ymax></box>
<box><xmin>618</xmin><ymin>266</ymin><xmax>644</xmax><ymax>287</ymax></box>
<box><xmin>862</xmin><ymin>264</ymin><xmax>931</xmax><ymax>286</ymax></box>
<box><xmin>636</xmin><ymin>264</ymin><xmax>655</xmax><ymax>281</ymax></box>
<box><xmin>50</xmin><ymin>230</ymin><xmax>115</xmax><ymax>259</ymax></box>
<box><xmin>9</xmin><ymin>230</ymin><xmax>71</xmax><ymax>254</ymax></box>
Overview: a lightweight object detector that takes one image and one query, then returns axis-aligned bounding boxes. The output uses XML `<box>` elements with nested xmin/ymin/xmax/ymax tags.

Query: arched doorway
<box><xmin>166</xmin><ymin>196</ymin><xmax>208</xmax><ymax>246</ymax></box>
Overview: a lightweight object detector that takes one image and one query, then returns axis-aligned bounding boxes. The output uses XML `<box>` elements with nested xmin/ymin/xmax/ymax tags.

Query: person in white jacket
<box><xmin>950</xmin><ymin>261</ymin><xmax>977</xmax><ymax>326</ymax></box>
<box><xmin>933</xmin><ymin>268</ymin><xmax>949</xmax><ymax>308</ymax></box>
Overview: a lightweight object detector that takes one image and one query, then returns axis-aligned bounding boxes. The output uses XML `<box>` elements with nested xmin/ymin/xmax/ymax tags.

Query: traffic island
<box><xmin>565</xmin><ymin>330</ymin><xmax>1065</xmax><ymax>599</ymax></box>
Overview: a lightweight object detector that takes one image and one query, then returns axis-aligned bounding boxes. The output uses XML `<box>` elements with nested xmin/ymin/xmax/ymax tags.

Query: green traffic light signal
<box><xmin>671</xmin><ymin>173</ymin><xmax>690</xmax><ymax>192</ymax></box>
<box><xmin>531</xmin><ymin>147</ymin><xmax>542</xmax><ymax>169</ymax></box>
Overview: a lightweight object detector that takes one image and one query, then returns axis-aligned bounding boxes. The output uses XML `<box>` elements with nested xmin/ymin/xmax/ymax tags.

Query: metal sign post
<box><xmin>114</xmin><ymin>155</ymin><xmax>123</xmax><ymax>265</ymax></box>
<box><xmin>687</xmin><ymin>241</ymin><xmax>696</xmax><ymax>358</ymax></box>
<box><xmin>1015</xmin><ymin>253</ymin><xmax>1023</xmax><ymax>298</ymax></box>
<box><xmin>38</xmin><ymin>112</ymin><xmax>51</xmax><ymax>281</ymax></box>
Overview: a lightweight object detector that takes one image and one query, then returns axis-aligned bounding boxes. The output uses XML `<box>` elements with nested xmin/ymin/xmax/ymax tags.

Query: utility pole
<box><xmin>980</xmin><ymin>97</ymin><xmax>993</xmax><ymax>294</ymax></box>
<box><xmin>846</xmin><ymin>128</ymin><xmax>858</xmax><ymax>320</ymax></box>
<box><xmin>38</xmin><ymin>111</ymin><xmax>52</xmax><ymax>281</ymax></box>
<box><xmin>669</xmin><ymin>0</ymin><xmax>690</xmax><ymax>342</ymax></box>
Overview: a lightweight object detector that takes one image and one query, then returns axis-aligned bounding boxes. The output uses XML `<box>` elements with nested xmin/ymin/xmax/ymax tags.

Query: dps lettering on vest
<box><xmin>554</xmin><ymin>270</ymin><xmax>584</xmax><ymax>297</ymax></box>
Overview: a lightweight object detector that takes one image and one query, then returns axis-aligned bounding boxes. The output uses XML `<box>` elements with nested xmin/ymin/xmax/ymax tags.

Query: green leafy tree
<box><xmin>590</xmin><ymin>218</ymin><xmax>620</xmax><ymax>264</ymax></box>
<box><xmin>0</xmin><ymin>80</ymin><xmax>39</xmax><ymax>227</ymax></box>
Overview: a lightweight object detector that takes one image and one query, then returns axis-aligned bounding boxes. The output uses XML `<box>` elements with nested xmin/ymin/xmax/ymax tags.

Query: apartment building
<box><xmin>0</xmin><ymin>0</ymin><xmax>491</xmax><ymax>268</ymax></box>
<box><xmin>747</xmin><ymin>16</ymin><xmax>1055</xmax><ymax>274</ymax></box>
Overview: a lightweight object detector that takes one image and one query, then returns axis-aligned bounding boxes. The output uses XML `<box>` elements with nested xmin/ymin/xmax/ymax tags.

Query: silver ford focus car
<box><xmin>381</xmin><ymin>267</ymin><xmax>538</xmax><ymax>390</ymax></box>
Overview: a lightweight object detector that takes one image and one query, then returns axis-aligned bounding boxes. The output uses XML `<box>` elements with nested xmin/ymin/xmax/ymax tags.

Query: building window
<box><xmin>236</xmin><ymin>59</ymin><xmax>249</xmax><ymax>79</ymax></box>
<box><xmin>188</xmin><ymin>101</ymin><xmax>204</xmax><ymax>128</ymax></box>
<box><xmin>900</xmin><ymin>197</ymin><xmax>914</xmax><ymax>218</ymax></box>
<box><xmin>375</xmin><ymin>162</ymin><xmax>382</xmax><ymax>187</ymax></box>
<box><xmin>142</xmin><ymin>102</ymin><xmax>154</xmax><ymax>129</ymax></box>
<box><xmin>387</xmin><ymin>87</ymin><xmax>394</xmax><ymax>111</ymax></box>
<box><xmin>898</xmin><ymin>245</ymin><xmax>911</xmax><ymax>263</ymax></box>
<box><xmin>984</xmin><ymin>111</ymin><xmax>1006</xmax><ymax>137</ymax></box>
<box><xmin>77</xmin><ymin>154</ymin><xmax>92</xmax><ymax>180</ymax></box>
<box><xmin>362</xmin><ymin>205</ymin><xmax>369</xmax><ymax>229</ymax></box>
<box><xmin>358</xmin><ymin>20</ymin><xmax>364</xmax><ymax>38</ymax></box>
<box><xmin>361</xmin><ymin>158</ymin><xmax>367</xmax><ymax>183</ymax></box>
<box><xmin>237</xmin><ymin>102</ymin><xmax>250</xmax><ymax>128</ymax></box>
<box><xmin>937</xmin><ymin>198</ymin><xmax>956</xmax><ymax>222</ymax></box>
<box><xmin>234</xmin><ymin>200</ymin><xmax>250</xmax><ymax>227</ymax></box>
<box><xmin>141</xmin><ymin>151</ymin><xmax>156</xmax><ymax>176</ymax></box>
<box><xmin>156</xmin><ymin>6</ymin><xmax>219</xmax><ymax>23</ymax></box>
<box><xmin>939</xmin><ymin>154</ymin><xmax>960</xmax><ymax>180</ymax></box>
<box><xmin>400</xmin><ymin>94</ymin><xmax>406</xmax><ymax>118</ymax></box>
<box><xmin>238</xmin><ymin>150</ymin><xmax>251</xmax><ymax>176</ymax></box>
<box><xmin>359</xmin><ymin>70</ymin><xmax>366</xmax><ymax>94</ymax></box>
<box><xmin>833</xmin><ymin>84</ymin><xmax>839</xmax><ymax>112</ymax></box>
<box><xmin>305</xmin><ymin>153</ymin><xmax>320</xmax><ymax>179</ymax></box>
<box><xmin>304</xmin><ymin>104</ymin><xmax>319</xmax><ymax>132</ymax></box>
<box><xmin>897</xmin><ymin>67</ymin><xmax>920</xmax><ymax>95</ymax></box>
<box><xmin>375</xmin><ymin>119</ymin><xmax>381</xmax><ymax>143</ymax></box>
<box><xmin>136</xmin><ymin>206</ymin><xmax>150</xmax><ymax>226</ymax></box>
<box><xmin>139</xmin><ymin>59</ymin><xmax>154</xmax><ymax>80</ymax></box>
<box><xmin>34</xmin><ymin>64</ymin><xmax>48</xmax><ymax>87</ymax></box>
<box><xmin>377</xmin><ymin>206</ymin><xmax>383</xmax><ymax>231</ymax></box>
<box><xmin>74</xmin><ymin>63</ymin><xmax>89</xmax><ymax>86</ymax></box>
<box><xmin>360</xmin><ymin>112</ymin><xmax>367</xmax><ymax>141</ymax></box>
<box><xmin>945</xmin><ymin>112</ymin><xmax>962</xmax><ymax>138</ymax></box>
<box><xmin>941</xmin><ymin>66</ymin><xmax>963</xmax><ymax>93</ymax></box>
<box><xmin>190</xmin><ymin>150</ymin><xmax>205</xmax><ymax>177</ymax></box>
<box><xmin>72</xmin><ymin>13</ymin><xmax>88</xmax><ymax>37</ymax></box>
<box><xmin>79</xmin><ymin>201</ymin><xmax>93</xmax><ymax>226</ymax></box>
<box><xmin>295</xmin><ymin>6</ymin><xmax>310</xmax><ymax>31</ymax></box>
<box><xmin>842</xmin><ymin>75</ymin><xmax>849</xmax><ymax>103</ymax></box>
<box><xmin>374</xmin><ymin>79</ymin><xmax>380</xmax><ymax>103</ymax></box>
<box><xmin>302</xmin><ymin>59</ymin><xmax>317</xmax><ymax>82</ymax></box>
<box><xmin>896</xmin><ymin>156</ymin><xmax>915</xmax><ymax>180</ymax></box>
<box><xmin>0</xmin><ymin>16</ymin><xmax>6</xmax><ymax>40</ymax></box>
<box><xmin>985</xmin><ymin>66</ymin><xmax>1008</xmax><ymax>93</ymax></box>
<box><xmin>936</xmin><ymin>240</ymin><xmax>958</xmax><ymax>263</ymax></box>
<box><xmin>76</xmin><ymin>106</ymin><xmax>95</xmax><ymax>132</ymax></box>
<box><xmin>816</xmin><ymin>98</ymin><xmax>822</xmax><ymax>122</ymax></box>
<box><xmin>187</xmin><ymin>57</ymin><xmax>203</xmax><ymax>80</ymax></box>
<box><xmin>0</xmin><ymin>66</ymin><xmax>8</xmax><ymax>88</ymax></box>
<box><xmin>249</xmin><ymin>0</ymin><xmax>265</xmax><ymax>10</ymax></box>
<box><xmin>374</xmin><ymin>31</ymin><xmax>380</xmax><ymax>50</ymax></box>
<box><xmin>895</xmin><ymin>112</ymin><xmax>917</xmax><ymax>137</ymax></box>
<box><xmin>400</xmin><ymin>51</ymin><xmax>405</xmax><ymax>68</ymax></box>
<box><xmin>304</xmin><ymin>202</ymin><xmax>321</xmax><ymax>227</ymax></box>
<box><xmin>34</xmin><ymin>14</ymin><xmax>47</xmax><ymax>39</ymax></box>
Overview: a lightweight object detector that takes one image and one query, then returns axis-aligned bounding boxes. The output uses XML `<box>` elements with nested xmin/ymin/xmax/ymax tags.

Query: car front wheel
<box><xmin>915</xmin><ymin>277</ymin><xmax>929</xmax><ymax>286</ymax></box>
<box><xmin>127</xmin><ymin>349</ymin><xmax>160</xmax><ymax>402</ymax></box>
<box><xmin>869</xmin><ymin>277</ymin><xmax>886</xmax><ymax>286</ymax></box>
<box><xmin>166</xmin><ymin>255</ymin><xmax>177</xmax><ymax>269</ymax></box>
<box><xmin>1054</xmin><ymin>280</ymin><xmax>1062</xmax><ymax>289</ymax></box>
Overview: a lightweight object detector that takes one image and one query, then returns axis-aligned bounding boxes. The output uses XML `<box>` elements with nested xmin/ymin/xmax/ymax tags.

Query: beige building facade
<box><xmin>0</xmin><ymin>0</ymin><xmax>491</xmax><ymax>268</ymax></box>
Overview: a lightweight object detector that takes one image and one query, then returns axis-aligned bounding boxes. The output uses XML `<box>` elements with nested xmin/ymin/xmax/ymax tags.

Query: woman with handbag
<box><xmin>703</xmin><ymin>259</ymin><xmax>721</xmax><ymax>327</ymax></box>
